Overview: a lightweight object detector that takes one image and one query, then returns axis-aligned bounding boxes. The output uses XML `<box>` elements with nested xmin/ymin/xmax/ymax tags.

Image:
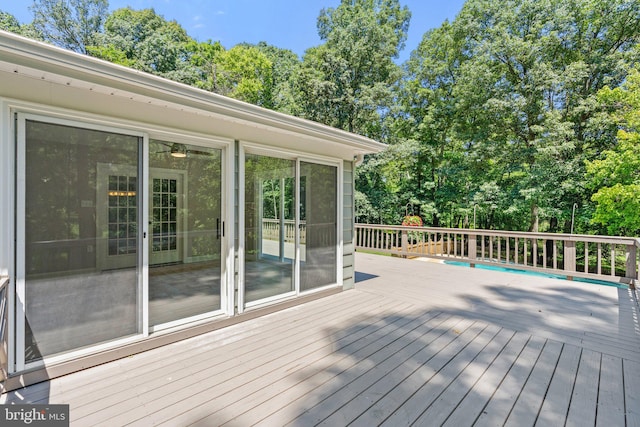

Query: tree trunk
<box><xmin>529</xmin><ymin>203</ymin><xmax>539</xmax><ymax>232</ymax></box>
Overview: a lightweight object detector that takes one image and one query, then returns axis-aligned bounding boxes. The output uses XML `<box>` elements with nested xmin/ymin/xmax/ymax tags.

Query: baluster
<box><xmin>454</xmin><ymin>234</ymin><xmax>457</xmax><ymax>257</ymax></box>
<box><xmin>584</xmin><ymin>242</ymin><xmax>589</xmax><ymax>273</ymax></box>
<box><xmin>611</xmin><ymin>244</ymin><xmax>615</xmax><ymax>277</ymax></box>
<box><xmin>489</xmin><ymin>236</ymin><xmax>493</xmax><ymax>261</ymax></box>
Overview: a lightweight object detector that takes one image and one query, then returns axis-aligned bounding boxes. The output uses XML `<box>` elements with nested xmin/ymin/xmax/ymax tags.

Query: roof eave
<box><xmin>0</xmin><ymin>30</ymin><xmax>386</xmax><ymax>154</ymax></box>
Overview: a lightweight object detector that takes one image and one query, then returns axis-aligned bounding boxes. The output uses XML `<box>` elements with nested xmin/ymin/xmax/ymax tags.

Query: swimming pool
<box><xmin>443</xmin><ymin>260</ymin><xmax>627</xmax><ymax>288</ymax></box>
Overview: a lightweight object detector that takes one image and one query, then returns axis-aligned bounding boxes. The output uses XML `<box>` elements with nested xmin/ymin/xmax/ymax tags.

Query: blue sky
<box><xmin>2</xmin><ymin>0</ymin><xmax>466</xmax><ymax>62</ymax></box>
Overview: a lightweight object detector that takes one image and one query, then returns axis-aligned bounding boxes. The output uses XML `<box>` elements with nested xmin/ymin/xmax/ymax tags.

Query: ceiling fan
<box><xmin>153</xmin><ymin>142</ymin><xmax>215</xmax><ymax>158</ymax></box>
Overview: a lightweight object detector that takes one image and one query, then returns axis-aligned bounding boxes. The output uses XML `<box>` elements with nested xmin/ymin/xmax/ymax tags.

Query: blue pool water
<box><xmin>443</xmin><ymin>260</ymin><xmax>627</xmax><ymax>288</ymax></box>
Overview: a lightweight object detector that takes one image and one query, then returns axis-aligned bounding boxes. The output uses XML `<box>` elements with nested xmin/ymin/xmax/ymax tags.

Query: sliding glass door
<box><xmin>300</xmin><ymin>161</ymin><xmax>337</xmax><ymax>291</ymax></box>
<box><xmin>148</xmin><ymin>140</ymin><xmax>223</xmax><ymax>327</ymax></box>
<box><xmin>18</xmin><ymin>118</ymin><xmax>141</xmax><ymax>366</ymax></box>
<box><xmin>15</xmin><ymin>114</ymin><xmax>227</xmax><ymax>369</ymax></box>
<box><xmin>244</xmin><ymin>154</ymin><xmax>296</xmax><ymax>303</ymax></box>
<box><xmin>243</xmin><ymin>150</ymin><xmax>339</xmax><ymax>307</ymax></box>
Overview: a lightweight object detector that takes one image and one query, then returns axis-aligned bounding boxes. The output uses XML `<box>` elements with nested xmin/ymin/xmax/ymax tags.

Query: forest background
<box><xmin>2</xmin><ymin>0</ymin><xmax>639</xmax><ymax>237</ymax></box>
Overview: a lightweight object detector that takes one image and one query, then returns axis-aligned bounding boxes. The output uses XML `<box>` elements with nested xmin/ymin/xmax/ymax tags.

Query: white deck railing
<box><xmin>262</xmin><ymin>219</ymin><xmax>306</xmax><ymax>244</ymax></box>
<box><xmin>355</xmin><ymin>224</ymin><xmax>640</xmax><ymax>286</ymax></box>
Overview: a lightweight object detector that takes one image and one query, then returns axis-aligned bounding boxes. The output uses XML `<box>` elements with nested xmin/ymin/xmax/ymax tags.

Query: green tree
<box><xmin>211</xmin><ymin>45</ymin><xmax>274</xmax><ymax>107</ymax></box>
<box><xmin>88</xmin><ymin>8</ymin><xmax>198</xmax><ymax>84</ymax></box>
<box><xmin>374</xmin><ymin>0</ymin><xmax>640</xmax><ymax>232</ymax></box>
<box><xmin>587</xmin><ymin>69</ymin><xmax>640</xmax><ymax>236</ymax></box>
<box><xmin>294</xmin><ymin>0</ymin><xmax>410</xmax><ymax>138</ymax></box>
<box><xmin>250</xmin><ymin>42</ymin><xmax>301</xmax><ymax>113</ymax></box>
<box><xmin>30</xmin><ymin>0</ymin><xmax>108</xmax><ymax>53</ymax></box>
<box><xmin>0</xmin><ymin>11</ymin><xmax>43</xmax><ymax>40</ymax></box>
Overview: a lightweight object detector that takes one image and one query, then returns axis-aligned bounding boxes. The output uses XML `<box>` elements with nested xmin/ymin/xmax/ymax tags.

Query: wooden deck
<box><xmin>2</xmin><ymin>252</ymin><xmax>640</xmax><ymax>426</ymax></box>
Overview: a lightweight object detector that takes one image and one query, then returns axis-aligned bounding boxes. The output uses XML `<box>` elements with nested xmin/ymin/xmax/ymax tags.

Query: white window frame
<box><xmin>14</xmin><ymin>112</ymin><xmax>148</xmax><ymax>372</ymax></box>
<box><xmin>238</xmin><ymin>142</ymin><xmax>343</xmax><ymax>313</ymax></box>
<box><xmin>6</xmin><ymin>101</ymin><xmax>235</xmax><ymax>372</ymax></box>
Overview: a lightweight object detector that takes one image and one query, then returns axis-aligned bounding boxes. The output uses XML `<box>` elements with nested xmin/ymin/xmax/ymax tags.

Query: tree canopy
<box><xmin>2</xmin><ymin>0</ymin><xmax>639</xmax><ymax>236</ymax></box>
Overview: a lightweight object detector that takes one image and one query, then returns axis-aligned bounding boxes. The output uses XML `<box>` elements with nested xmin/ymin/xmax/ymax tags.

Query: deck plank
<box><xmin>317</xmin><ymin>322</ymin><xmax>505</xmax><ymax>427</ymax></box>
<box><xmin>75</xmin><ymin>295</ymin><xmax>410</xmax><ymax>425</ymax></box>
<box><xmin>564</xmin><ymin>348</ymin><xmax>601</xmax><ymax>427</ymax></box>
<box><xmin>213</xmin><ymin>311</ymin><xmax>452</xmax><ymax>427</ymax></box>
<box><xmin>535</xmin><ymin>343</ymin><xmax>582</xmax><ymax>426</ymax></box>
<box><xmin>252</xmin><ymin>315</ymin><xmax>468</xmax><ymax>427</ymax></box>
<box><xmin>413</xmin><ymin>329</ymin><xmax>522</xmax><ymax>426</ymax></box>
<box><xmin>164</xmin><ymin>309</ymin><xmax>448</xmax><ymax>427</ymax></box>
<box><xmin>624</xmin><ymin>359</ymin><xmax>640</xmax><ymax>427</ymax></box>
<box><xmin>473</xmin><ymin>336</ymin><xmax>546</xmax><ymax>427</ymax></box>
<box><xmin>441</xmin><ymin>332</ymin><xmax>531</xmax><ymax>426</ymax></box>
<box><xmin>284</xmin><ymin>318</ymin><xmax>483</xmax><ymax>427</ymax></box>
<box><xmin>1</xmin><ymin>252</ymin><xmax>639</xmax><ymax>427</ymax></box>
<box><xmin>596</xmin><ymin>354</ymin><xmax>625</xmax><ymax>427</ymax></box>
<box><xmin>377</xmin><ymin>324</ymin><xmax>502</xmax><ymax>426</ymax></box>
<box><xmin>503</xmin><ymin>340</ymin><xmax>563</xmax><ymax>426</ymax></box>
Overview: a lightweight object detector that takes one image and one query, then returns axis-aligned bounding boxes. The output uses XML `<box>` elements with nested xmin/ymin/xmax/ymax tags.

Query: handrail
<box><xmin>355</xmin><ymin>224</ymin><xmax>639</xmax><ymax>286</ymax></box>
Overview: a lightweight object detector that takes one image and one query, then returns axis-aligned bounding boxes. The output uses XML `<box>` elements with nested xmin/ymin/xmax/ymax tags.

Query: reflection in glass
<box><xmin>148</xmin><ymin>140</ymin><xmax>222</xmax><ymax>326</ymax></box>
<box><xmin>244</xmin><ymin>154</ymin><xmax>295</xmax><ymax>302</ymax></box>
<box><xmin>23</xmin><ymin>120</ymin><xmax>139</xmax><ymax>362</ymax></box>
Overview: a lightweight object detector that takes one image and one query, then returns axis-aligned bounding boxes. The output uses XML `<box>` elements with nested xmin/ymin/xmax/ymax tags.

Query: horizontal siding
<box><xmin>343</xmin><ymin>160</ymin><xmax>355</xmax><ymax>289</ymax></box>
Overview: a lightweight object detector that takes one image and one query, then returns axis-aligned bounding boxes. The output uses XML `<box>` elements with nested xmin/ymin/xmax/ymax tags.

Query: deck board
<box><xmin>473</xmin><ymin>336</ymin><xmax>546</xmax><ymax>426</ymax></box>
<box><xmin>441</xmin><ymin>332</ymin><xmax>531</xmax><ymax>426</ymax></box>
<box><xmin>596</xmin><ymin>354</ymin><xmax>626</xmax><ymax>427</ymax></box>
<box><xmin>535</xmin><ymin>343</ymin><xmax>581</xmax><ymax>426</ymax></box>
<box><xmin>565</xmin><ymin>349</ymin><xmax>601</xmax><ymax>427</ymax></box>
<box><xmin>1</xmin><ymin>252</ymin><xmax>639</xmax><ymax>427</ymax></box>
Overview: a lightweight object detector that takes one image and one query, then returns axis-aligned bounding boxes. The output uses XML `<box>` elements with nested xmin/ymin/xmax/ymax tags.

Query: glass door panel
<box><xmin>300</xmin><ymin>162</ymin><xmax>338</xmax><ymax>291</ymax></box>
<box><xmin>148</xmin><ymin>140</ymin><xmax>222</xmax><ymax>326</ymax></box>
<box><xmin>21</xmin><ymin>119</ymin><xmax>140</xmax><ymax>363</ymax></box>
<box><xmin>244</xmin><ymin>154</ymin><xmax>295</xmax><ymax>303</ymax></box>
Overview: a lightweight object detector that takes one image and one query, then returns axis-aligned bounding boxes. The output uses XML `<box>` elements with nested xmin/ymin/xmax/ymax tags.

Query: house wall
<box><xmin>343</xmin><ymin>160</ymin><xmax>356</xmax><ymax>289</ymax></box>
<box><xmin>0</xmin><ymin>39</ymin><xmax>383</xmax><ymax>390</ymax></box>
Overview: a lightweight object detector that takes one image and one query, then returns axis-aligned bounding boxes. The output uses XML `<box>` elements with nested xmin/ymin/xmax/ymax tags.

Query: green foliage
<box><xmin>587</xmin><ymin>70</ymin><xmax>640</xmax><ymax>236</ymax></box>
<box><xmin>248</xmin><ymin>42</ymin><xmax>301</xmax><ymax>113</ymax></box>
<box><xmin>6</xmin><ymin>0</ymin><xmax>640</xmax><ymax>236</ymax></box>
<box><xmin>590</xmin><ymin>184</ymin><xmax>640</xmax><ymax>235</ymax></box>
<box><xmin>30</xmin><ymin>0</ymin><xmax>107</xmax><ymax>53</ymax></box>
<box><xmin>378</xmin><ymin>0</ymin><xmax>640</xmax><ymax>233</ymax></box>
<box><xmin>212</xmin><ymin>45</ymin><xmax>274</xmax><ymax>106</ymax></box>
<box><xmin>0</xmin><ymin>11</ymin><xmax>43</xmax><ymax>40</ymax></box>
<box><xmin>294</xmin><ymin>0</ymin><xmax>410</xmax><ymax>138</ymax></box>
<box><xmin>88</xmin><ymin>8</ymin><xmax>199</xmax><ymax>84</ymax></box>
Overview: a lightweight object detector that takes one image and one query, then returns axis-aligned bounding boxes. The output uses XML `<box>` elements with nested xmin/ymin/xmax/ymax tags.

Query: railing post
<box><xmin>565</xmin><ymin>239</ymin><xmax>576</xmax><ymax>278</ymax></box>
<box><xmin>401</xmin><ymin>229</ymin><xmax>408</xmax><ymax>258</ymax></box>
<box><xmin>625</xmin><ymin>244</ymin><xmax>637</xmax><ymax>282</ymax></box>
<box><xmin>469</xmin><ymin>233</ymin><xmax>477</xmax><ymax>267</ymax></box>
